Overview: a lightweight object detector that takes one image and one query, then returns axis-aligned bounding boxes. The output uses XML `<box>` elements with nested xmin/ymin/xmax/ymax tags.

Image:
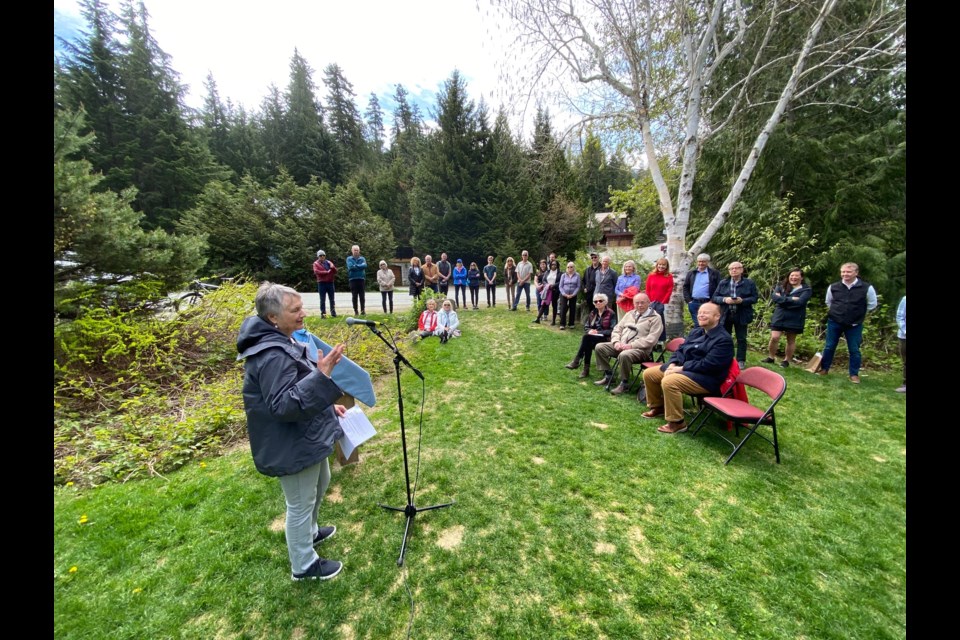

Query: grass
<box><xmin>54</xmin><ymin>306</ymin><xmax>906</xmax><ymax>639</ymax></box>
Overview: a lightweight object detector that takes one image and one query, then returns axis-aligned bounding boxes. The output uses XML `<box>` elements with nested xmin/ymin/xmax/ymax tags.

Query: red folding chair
<box><xmin>634</xmin><ymin>337</ymin><xmax>685</xmax><ymax>401</ymax></box>
<box><xmin>686</xmin><ymin>366</ymin><xmax>787</xmax><ymax>464</ymax></box>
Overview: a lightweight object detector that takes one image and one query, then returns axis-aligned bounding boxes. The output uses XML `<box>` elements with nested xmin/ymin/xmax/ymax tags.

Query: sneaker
<box><xmin>895</xmin><ymin>385</ymin><xmax>906</xmax><ymax>393</ymax></box>
<box><xmin>313</xmin><ymin>525</ymin><xmax>336</xmax><ymax>545</ymax></box>
<box><xmin>779</xmin><ymin>360</ymin><xmax>789</xmax><ymax>368</ymax></box>
<box><xmin>849</xmin><ymin>375</ymin><xmax>861</xmax><ymax>384</ymax></box>
<box><xmin>761</xmin><ymin>357</ymin><xmax>775</xmax><ymax>364</ymax></box>
<box><xmin>559</xmin><ymin>325</ymin><xmax>566</xmax><ymax>330</ymax></box>
<box><xmin>292</xmin><ymin>557</ymin><xmax>343</xmax><ymax>581</ymax></box>
<box><xmin>331</xmin><ymin>311</ymin><xmax>337</xmax><ymax>317</ymax></box>
<box><xmin>321</xmin><ymin>313</ymin><xmax>327</xmax><ymax>319</ymax></box>
<box><xmin>594</xmin><ymin>373</ymin><xmax>612</xmax><ymax>386</ymax></box>
<box><xmin>737</xmin><ymin>361</ymin><xmax>746</xmax><ymax>369</ymax></box>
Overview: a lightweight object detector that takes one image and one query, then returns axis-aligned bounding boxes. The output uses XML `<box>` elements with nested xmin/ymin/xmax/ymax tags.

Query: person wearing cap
<box><xmin>346</xmin><ymin>245</ymin><xmax>367</xmax><ymax>316</ymax></box>
<box><xmin>376</xmin><ymin>260</ymin><xmax>395</xmax><ymax>314</ymax></box>
<box><xmin>312</xmin><ymin>250</ymin><xmax>338</xmax><ymax>318</ymax></box>
<box><xmin>581</xmin><ymin>252</ymin><xmax>601</xmax><ymax>322</ymax></box>
<box><xmin>452</xmin><ymin>259</ymin><xmax>468</xmax><ymax>309</ymax></box>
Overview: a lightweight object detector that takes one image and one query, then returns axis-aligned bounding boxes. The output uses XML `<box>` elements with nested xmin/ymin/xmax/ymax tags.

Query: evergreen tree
<box><xmin>410</xmin><ymin>71</ymin><xmax>492</xmax><ymax>258</ymax></box>
<box><xmin>482</xmin><ymin>109</ymin><xmax>541</xmax><ymax>258</ymax></box>
<box><xmin>57</xmin><ymin>0</ymin><xmax>227</xmax><ymax>230</ymax></box>
<box><xmin>282</xmin><ymin>50</ymin><xmax>344</xmax><ymax>186</ymax></box>
<box><xmin>322</xmin><ymin>63</ymin><xmax>366</xmax><ymax>172</ymax></box>
<box><xmin>364</xmin><ymin>92</ymin><xmax>385</xmax><ymax>158</ymax></box>
<box><xmin>55</xmin><ymin>109</ymin><xmax>206</xmax><ymax>313</ymax></box>
<box><xmin>575</xmin><ymin>129</ymin><xmax>610</xmax><ymax>212</ymax></box>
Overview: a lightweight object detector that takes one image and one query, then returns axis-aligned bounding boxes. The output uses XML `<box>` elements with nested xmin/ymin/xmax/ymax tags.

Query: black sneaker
<box><xmin>313</xmin><ymin>525</ymin><xmax>336</xmax><ymax>545</ymax></box>
<box><xmin>779</xmin><ymin>360</ymin><xmax>790</xmax><ymax>368</ymax></box>
<box><xmin>292</xmin><ymin>557</ymin><xmax>343</xmax><ymax>581</ymax></box>
<box><xmin>761</xmin><ymin>357</ymin><xmax>775</xmax><ymax>364</ymax></box>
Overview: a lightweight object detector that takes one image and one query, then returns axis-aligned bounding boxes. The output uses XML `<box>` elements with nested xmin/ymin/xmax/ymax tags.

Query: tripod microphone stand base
<box><xmin>378</xmin><ymin>500</ymin><xmax>455</xmax><ymax>566</ymax></box>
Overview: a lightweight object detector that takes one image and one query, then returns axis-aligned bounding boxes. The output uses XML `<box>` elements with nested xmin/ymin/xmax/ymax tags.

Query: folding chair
<box><xmin>632</xmin><ymin>337</ymin><xmax>686</xmax><ymax>399</ymax></box>
<box><xmin>607</xmin><ymin>338</ymin><xmax>671</xmax><ymax>393</ymax></box>
<box><xmin>686</xmin><ymin>366</ymin><xmax>787</xmax><ymax>464</ymax></box>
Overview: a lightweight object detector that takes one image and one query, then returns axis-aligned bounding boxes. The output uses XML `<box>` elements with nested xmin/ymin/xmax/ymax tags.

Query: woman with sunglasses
<box><xmin>565</xmin><ymin>292</ymin><xmax>615</xmax><ymax>378</ymax></box>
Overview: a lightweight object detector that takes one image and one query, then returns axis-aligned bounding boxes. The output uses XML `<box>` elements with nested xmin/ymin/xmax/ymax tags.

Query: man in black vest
<box><xmin>816</xmin><ymin>262</ymin><xmax>877</xmax><ymax>383</ymax></box>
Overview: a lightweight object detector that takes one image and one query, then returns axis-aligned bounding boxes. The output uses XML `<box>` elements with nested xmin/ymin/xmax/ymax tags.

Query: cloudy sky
<box><xmin>53</xmin><ymin>0</ymin><xmax>543</xmax><ymax>135</ymax></box>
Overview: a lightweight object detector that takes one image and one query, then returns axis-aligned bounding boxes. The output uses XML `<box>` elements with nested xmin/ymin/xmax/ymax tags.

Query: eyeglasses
<box><xmin>593</xmin><ymin>299</ymin><xmax>605</xmax><ymax>303</ymax></box>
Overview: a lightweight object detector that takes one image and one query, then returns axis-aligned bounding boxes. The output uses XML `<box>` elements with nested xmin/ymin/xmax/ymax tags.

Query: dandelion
<box><xmin>66</xmin><ymin>481</ymin><xmax>74</xmax><ymax>487</ymax></box>
<box><xmin>69</xmin><ymin>566</ymin><xmax>78</xmax><ymax>573</ymax></box>
<box><xmin>132</xmin><ymin>587</ymin><xmax>142</xmax><ymax>594</ymax></box>
<box><xmin>78</xmin><ymin>514</ymin><xmax>88</xmax><ymax>524</ymax></box>
<box><xmin>199</xmin><ymin>462</ymin><xmax>207</xmax><ymax>469</ymax></box>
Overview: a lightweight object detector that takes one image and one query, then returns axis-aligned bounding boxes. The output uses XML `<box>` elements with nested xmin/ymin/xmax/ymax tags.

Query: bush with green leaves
<box><xmin>54</xmin><ymin>281</ymin><xmax>256</xmax><ymax>486</ymax></box>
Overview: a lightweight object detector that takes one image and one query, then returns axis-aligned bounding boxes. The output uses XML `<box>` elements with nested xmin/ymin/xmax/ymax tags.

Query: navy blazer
<box><xmin>712</xmin><ymin>277</ymin><xmax>759</xmax><ymax>326</ymax></box>
<box><xmin>683</xmin><ymin>267</ymin><xmax>721</xmax><ymax>302</ymax></box>
<box><xmin>663</xmin><ymin>325</ymin><xmax>734</xmax><ymax>394</ymax></box>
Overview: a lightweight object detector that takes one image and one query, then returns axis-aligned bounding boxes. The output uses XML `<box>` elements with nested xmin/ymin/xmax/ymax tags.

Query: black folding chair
<box><xmin>686</xmin><ymin>366</ymin><xmax>787</xmax><ymax>464</ymax></box>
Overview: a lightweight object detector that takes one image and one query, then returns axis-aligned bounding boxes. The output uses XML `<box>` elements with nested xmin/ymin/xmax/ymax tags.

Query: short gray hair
<box><xmin>594</xmin><ymin>292</ymin><xmax>609</xmax><ymax>304</ymax></box>
<box><xmin>697</xmin><ymin>253</ymin><xmax>711</xmax><ymax>263</ymax></box>
<box><xmin>255</xmin><ymin>282</ymin><xmax>299</xmax><ymax>320</ymax></box>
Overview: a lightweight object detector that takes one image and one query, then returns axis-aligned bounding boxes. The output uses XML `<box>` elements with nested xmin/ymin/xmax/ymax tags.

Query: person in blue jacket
<box><xmin>236</xmin><ymin>282</ymin><xmax>347</xmax><ymax>581</ymax></box>
<box><xmin>346</xmin><ymin>245</ymin><xmax>367</xmax><ymax>316</ymax></box>
<box><xmin>452</xmin><ymin>259</ymin><xmax>468</xmax><ymax>310</ymax></box>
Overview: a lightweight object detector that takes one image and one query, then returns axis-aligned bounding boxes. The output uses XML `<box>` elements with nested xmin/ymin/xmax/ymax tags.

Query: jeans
<box><xmin>278</xmin><ymin>458</ymin><xmax>331</xmax><ymax>574</ymax></box>
<box><xmin>820</xmin><ymin>318</ymin><xmax>864</xmax><ymax>375</ymax></box>
<box><xmin>485</xmin><ymin>283</ymin><xmax>497</xmax><ymax>306</ymax></box>
<box><xmin>380</xmin><ymin>290</ymin><xmax>393</xmax><ymax>313</ymax></box>
<box><xmin>317</xmin><ymin>282</ymin><xmax>336</xmax><ymax>316</ymax></box>
<box><xmin>455</xmin><ymin>284</ymin><xmax>467</xmax><ymax>308</ymax></box>
<box><xmin>470</xmin><ymin>284</ymin><xmax>480</xmax><ymax>308</ymax></box>
<box><xmin>688</xmin><ymin>300</ymin><xmax>707</xmax><ymax>327</ymax></box>
<box><xmin>513</xmin><ymin>282</ymin><xmax>531</xmax><ymax>310</ymax></box>
<box><xmin>349</xmin><ymin>279</ymin><xmax>366</xmax><ymax>314</ymax></box>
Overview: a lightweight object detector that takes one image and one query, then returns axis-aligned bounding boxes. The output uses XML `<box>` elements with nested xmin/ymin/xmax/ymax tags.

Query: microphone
<box><xmin>346</xmin><ymin>317</ymin><xmax>381</xmax><ymax>327</ymax></box>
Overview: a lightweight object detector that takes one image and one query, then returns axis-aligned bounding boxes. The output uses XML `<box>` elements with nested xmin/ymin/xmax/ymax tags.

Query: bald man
<box><xmin>642</xmin><ymin>302</ymin><xmax>733</xmax><ymax>434</ymax></box>
<box><xmin>594</xmin><ymin>293</ymin><xmax>663</xmax><ymax>394</ymax></box>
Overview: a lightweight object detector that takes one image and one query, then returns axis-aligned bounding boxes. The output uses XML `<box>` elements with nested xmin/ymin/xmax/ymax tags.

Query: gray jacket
<box><xmin>236</xmin><ymin>316</ymin><xmax>344</xmax><ymax>477</ymax></box>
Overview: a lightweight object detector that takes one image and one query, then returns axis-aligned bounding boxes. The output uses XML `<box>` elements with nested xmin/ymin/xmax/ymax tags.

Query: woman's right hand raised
<box><xmin>318</xmin><ymin>343</ymin><xmax>345</xmax><ymax>377</ymax></box>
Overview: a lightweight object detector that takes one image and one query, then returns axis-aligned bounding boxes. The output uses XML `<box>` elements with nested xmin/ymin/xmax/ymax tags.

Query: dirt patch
<box><xmin>594</xmin><ymin>541</ymin><xmax>616</xmax><ymax>554</ymax></box>
<box><xmin>326</xmin><ymin>485</ymin><xmax>343</xmax><ymax>503</ymax></box>
<box><xmin>269</xmin><ymin>515</ymin><xmax>285</xmax><ymax>533</ymax></box>
<box><xmin>872</xmin><ymin>455</ymin><xmax>887</xmax><ymax>463</ymax></box>
<box><xmin>531</xmin><ymin>456</ymin><xmax>546</xmax><ymax>465</ymax></box>
<box><xmin>437</xmin><ymin>524</ymin><xmax>466</xmax><ymax>550</ymax></box>
<box><xmin>590</xmin><ymin>422</ymin><xmax>609</xmax><ymax>430</ymax></box>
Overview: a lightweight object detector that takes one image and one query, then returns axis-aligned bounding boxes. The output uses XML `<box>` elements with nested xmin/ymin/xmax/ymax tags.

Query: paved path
<box><xmin>299</xmin><ymin>286</ymin><xmax>518</xmax><ymax>315</ymax></box>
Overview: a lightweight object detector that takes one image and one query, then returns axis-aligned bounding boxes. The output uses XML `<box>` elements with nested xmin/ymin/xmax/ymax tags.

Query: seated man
<box><xmin>641</xmin><ymin>302</ymin><xmax>733</xmax><ymax>434</ymax></box>
<box><xmin>594</xmin><ymin>293</ymin><xmax>663</xmax><ymax>395</ymax></box>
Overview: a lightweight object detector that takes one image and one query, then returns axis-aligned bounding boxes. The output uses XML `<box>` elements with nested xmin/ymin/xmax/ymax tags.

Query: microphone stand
<box><xmin>360</xmin><ymin>323</ymin><xmax>454</xmax><ymax>566</ymax></box>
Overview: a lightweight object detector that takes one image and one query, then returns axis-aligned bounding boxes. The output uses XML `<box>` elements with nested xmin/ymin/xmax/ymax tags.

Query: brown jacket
<box><xmin>609</xmin><ymin>310</ymin><xmax>663</xmax><ymax>356</ymax></box>
<box><xmin>423</xmin><ymin>262</ymin><xmax>440</xmax><ymax>285</ymax></box>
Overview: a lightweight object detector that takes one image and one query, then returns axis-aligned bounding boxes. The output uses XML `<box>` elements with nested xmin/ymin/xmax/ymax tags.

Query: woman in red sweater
<box><xmin>644</xmin><ymin>257</ymin><xmax>674</xmax><ymax>341</ymax></box>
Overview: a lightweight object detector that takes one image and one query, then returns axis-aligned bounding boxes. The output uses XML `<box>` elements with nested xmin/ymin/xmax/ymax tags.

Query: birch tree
<box><xmin>493</xmin><ymin>0</ymin><xmax>905</xmax><ymax>335</ymax></box>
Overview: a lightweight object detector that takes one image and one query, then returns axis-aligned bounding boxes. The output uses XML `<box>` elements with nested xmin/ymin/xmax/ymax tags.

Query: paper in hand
<box><xmin>338</xmin><ymin>406</ymin><xmax>377</xmax><ymax>459</ymax></box>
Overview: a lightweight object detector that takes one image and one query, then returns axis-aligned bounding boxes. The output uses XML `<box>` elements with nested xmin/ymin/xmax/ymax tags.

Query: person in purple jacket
<box><xmin>557</xmin><ymin>261</ymin><xmax>582</xmax><ymax>329</ymax></box>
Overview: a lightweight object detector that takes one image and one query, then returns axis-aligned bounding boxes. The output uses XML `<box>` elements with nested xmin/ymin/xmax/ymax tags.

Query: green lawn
<box><xmin>54</xmin><ymin>307</ymin><xmax>906</xmax><ymax>639</ymax></box>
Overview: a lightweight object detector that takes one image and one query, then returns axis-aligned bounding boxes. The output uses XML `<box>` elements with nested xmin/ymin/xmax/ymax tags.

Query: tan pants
<box><xmin>642</xmin><ymin>367</ymin><xmax>710</xmax><ymax>423</ymax></box>
<box><xmin>594</xmin><ymin>343</ymin><xmax>651</xmax><ymax>382</ymax></box>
